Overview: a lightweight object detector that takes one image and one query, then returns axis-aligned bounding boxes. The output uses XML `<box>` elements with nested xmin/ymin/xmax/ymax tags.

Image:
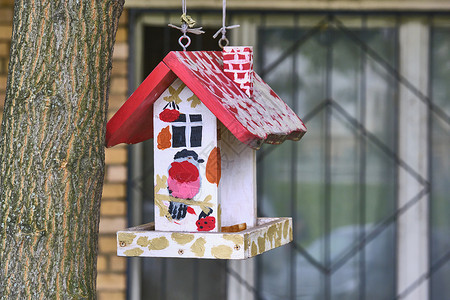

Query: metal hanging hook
<box><xmin>218</xmin><ymin>37</ymin><xmax>229</xmax><ymax>49</ymax></box>
<box><xmin>168</xmin><ymin>0</ymin><xmax>204</xmax><ymax>51</ymax></box>
<box><xmin>178</xmin><ymin>35</ymin><xmax>191</xmax><ymax>51</ymax></box>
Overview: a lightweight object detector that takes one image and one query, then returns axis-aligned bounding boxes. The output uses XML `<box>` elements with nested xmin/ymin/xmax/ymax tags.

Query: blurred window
<box><xmin>126</xmin><ymin>12</ymin><xmax>450</xmax><ymax>300</ymax></box>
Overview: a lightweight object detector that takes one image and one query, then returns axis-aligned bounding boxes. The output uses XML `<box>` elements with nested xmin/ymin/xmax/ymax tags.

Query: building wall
<box><xmin>0</xmin><ymin>1</ymin><xmax>129</xmax><ymax>299</ymax></box>
<box><xmin>125</xmin><ymin>0</ymin><xmax>450</xmax><ymax>10</ymax></box>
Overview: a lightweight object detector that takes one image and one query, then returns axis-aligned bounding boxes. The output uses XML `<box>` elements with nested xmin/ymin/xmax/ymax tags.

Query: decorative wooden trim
<box><xmin>117</xmin><ymin>217</ymin><xmax>293</xmax><ymax>259</ymax></box>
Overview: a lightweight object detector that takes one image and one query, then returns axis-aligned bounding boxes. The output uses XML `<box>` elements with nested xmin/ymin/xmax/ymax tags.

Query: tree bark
<box><xmin>0</xmin><ymin>1</ymin><xmax>124</xmax><ymax>298</ymax></box>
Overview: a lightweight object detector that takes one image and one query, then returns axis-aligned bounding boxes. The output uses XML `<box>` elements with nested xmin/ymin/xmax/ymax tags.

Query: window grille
<box><xmin>126</xmin><ymin>11</ymin><xmax>450</xmax><ymax>300</ymax></box>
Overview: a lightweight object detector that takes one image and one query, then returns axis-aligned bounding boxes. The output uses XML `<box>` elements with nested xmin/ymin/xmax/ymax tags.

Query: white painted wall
<box><xmin>219</xmin><ymin>123</ymin><xmax>257</xmax><ymax>228</ymax></box>
<box><xmin>153</xmin><ymin>78</ymin><xmax>219</xmax><ymax>232</ymax></box>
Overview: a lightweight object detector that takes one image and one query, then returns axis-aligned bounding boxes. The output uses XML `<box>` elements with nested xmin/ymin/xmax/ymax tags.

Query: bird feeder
<box><xmin>106</xmin><ymin>47</ymin><xmax>306</xmax><ymax>259</ymax></box>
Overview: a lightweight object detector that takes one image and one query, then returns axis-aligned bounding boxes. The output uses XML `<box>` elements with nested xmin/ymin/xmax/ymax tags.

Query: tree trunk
<box><xmin>0</xmin><ymin>1</ymin><xmax>124</xmax><ymax>298</ymax></box>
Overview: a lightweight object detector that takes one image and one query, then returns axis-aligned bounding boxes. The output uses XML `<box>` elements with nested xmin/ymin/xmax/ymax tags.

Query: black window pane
<box><xmin>174</xmin><ymin>113</ymin><xmax>186</xmax><ymax>122</ymax></box>
<box><xmin>189</xmin><ymin>114</ymin><xmax>202</xmax><ymax>122</ymax></box>
<box><xmin>190</xmin><ymin>126</ymin><xmax>202</xmax><ymax>147</ymax></box>
<box><xmin>172</xmin><ymin>126</ymin><xmax>186</xmax><ymax>147</ymax></box>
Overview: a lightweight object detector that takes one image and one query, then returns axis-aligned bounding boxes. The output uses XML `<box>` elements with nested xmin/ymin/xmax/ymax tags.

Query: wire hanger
<box><xmin>213</xmin><ymin>0</ymin><xmax>240</xmax><ymax>48</ymax></box>
<box><xmin>168</xmin><ymin>0</ymin><xmax>205</xmax><ymax>51</ymax></box>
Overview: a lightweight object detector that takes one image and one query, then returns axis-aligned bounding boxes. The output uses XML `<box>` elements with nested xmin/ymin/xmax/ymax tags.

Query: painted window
<box><xmin>171</xmin><ymin>113</ymin><xmax>203</xmax><ymax>148</ymax></box>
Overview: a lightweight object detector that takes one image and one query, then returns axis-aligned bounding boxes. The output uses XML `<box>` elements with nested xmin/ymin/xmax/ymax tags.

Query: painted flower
<box><xmin>196</xmin><ymin>216</ymin><xmax>215</xmax><ymax>231</ymax></box>
<box><xmin>159</xmin><ymin>109</ymin><xmax>180</xmax><ymax>122</ymax></box>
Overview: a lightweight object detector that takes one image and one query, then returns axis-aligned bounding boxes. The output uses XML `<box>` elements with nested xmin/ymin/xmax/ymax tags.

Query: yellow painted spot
<box><xmin>275</xmin><ymin>224</ymin><xmax>283</xmax><ymax>247</ymax></box>
<box><xmin>289</xmin><ymin>227</ymin><xmax>293</xmax><ymax>241</ymax></box>
<box><xmin>275</xmin><ymin>239</ymin><xmax>282</xmax><ymax>247</ymax></box>
<box><xmin>251</xmin><ymin>241</ymin><xmax>258</xmax><ymax>257</ymax></box>
<box><xmin>137</xmin><ymin>236</ymin><xmax>149</xmax><ymax>247</ymax></box>
<box><xmin>190</xmin><ymin>237</ymin><xmax>206</xmax><ymax>257</ymax></box>
<box><xmin>257</xmin><ymin>236</ymin><xmax>266</xmax><ymax>253</ymax></box>
<box><xmin>124</xmin><ymin>248</ymin><xmax>144</xmax><ymax>256</ymax></box>
<box><xmin>155</xmin><ymin>175</ymin><xmax>168</xmax><ymax>191</ymax></box>
<box><xmin>211</xmin><ymin>245</ymin><xmax>233</xmax><ymax>259</ymax></box>
<box><xmin>171</xmin><ymin>233</ymin><xmax>195</xmax><ymax>245</ymax></box>
<box><xmin>223</xmin><ymin>234</ymin><xmax>244</xmax><ymax>245</ymax></box>
<box><xmin>277</xmin><ymin>223</ymin><xmax>283</xmax><ymax>237</ymax></box>
<box><xmin>244</xmin><ymin>234</ymin><xmax>250</xmax><ymax>251</ymax></box>
<box><xmin>148</xmin><ymin>237</ymin><xmax>169</xmax><ymax>251</ymax></box>
<box><xmin>267</xmin><ymin>224</ymin><xmax>277</xmax><ymax>246</ymax></box>
<box><xmin>117</xmin><ymin>233</ymin><xmax>136</xmax><ymax>245</ymax></box>
<box><xmin>283</xmin><ymin>220</ymin><xmax>289</xmax><ymax>239</ymax></box>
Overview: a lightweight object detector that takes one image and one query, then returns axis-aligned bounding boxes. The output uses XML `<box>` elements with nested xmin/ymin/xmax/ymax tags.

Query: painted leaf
<box><xmin>163</xmin><ymin>83</ymin><xmax>186</xmax><ymax>104</ymax></box>
<box><xmin>206</xmin><ymin>147</ymin><xmax>221</xmax><ymax>185</ymax></box>
<box><xmin>157</xmin><ymin>126</ymin><xmax>171</xmax><ymax>150</ymax></box>
<box><xmin>187</xmin><ymin>206</ymin><xmax>196</xmax><ymax>215</ymax></box>
<box><xmin>187</xmin><ymin>94</ymin><xmax>201</xmax><ymax>108</ymax></box>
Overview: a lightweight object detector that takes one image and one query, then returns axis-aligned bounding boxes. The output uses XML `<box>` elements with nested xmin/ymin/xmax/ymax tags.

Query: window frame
<box><xmin>125</xmin><ymin>10</ymin><xmax>449</xmax><ymax>300</ymax></box>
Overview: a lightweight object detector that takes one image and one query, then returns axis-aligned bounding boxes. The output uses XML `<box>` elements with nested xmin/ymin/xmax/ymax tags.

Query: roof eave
<box><xmin>105</xmin><ymin>62</ymin><xmax>177</xmax><ymax>147</ymax></box>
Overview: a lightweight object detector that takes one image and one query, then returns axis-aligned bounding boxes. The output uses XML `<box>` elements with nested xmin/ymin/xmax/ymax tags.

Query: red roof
<box><xmin>106</xmin><ymin>51</ymin><xmax>306</xmax><ymax>149</ymax></box>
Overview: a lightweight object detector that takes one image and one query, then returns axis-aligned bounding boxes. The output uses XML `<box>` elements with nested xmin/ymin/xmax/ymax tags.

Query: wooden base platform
<box><xmin>117</xmin><ymin>217</ymin><xmax>292</xmax><ymax>259</ymax></box>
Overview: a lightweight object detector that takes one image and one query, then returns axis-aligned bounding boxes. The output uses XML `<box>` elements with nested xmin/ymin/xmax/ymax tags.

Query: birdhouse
<box><xmin>106</xmin><ymin>47</ymin><xmax>306</xmax><ymax>259</ymax></box>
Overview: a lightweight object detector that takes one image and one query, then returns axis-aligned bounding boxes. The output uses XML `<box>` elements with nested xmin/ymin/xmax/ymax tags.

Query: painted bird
<box><xmin>167</xmin><ymin>149</ymin><xmax>204</xmax><ymax>220</ymax></box>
